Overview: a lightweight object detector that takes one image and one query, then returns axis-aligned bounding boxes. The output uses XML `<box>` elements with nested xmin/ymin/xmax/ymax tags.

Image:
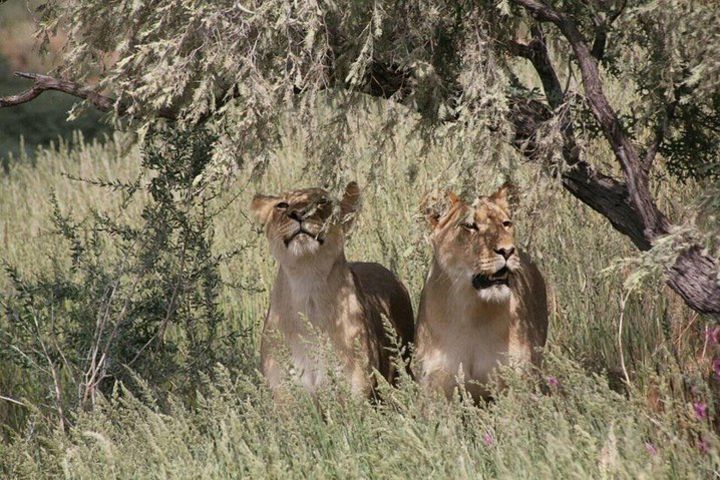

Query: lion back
<box><xmin>349</xmin><ymin>262</ymin><xmax>415</xmax><ymax>378</ymax></box>
<box><xmin>511</xmin><ymin>250</ymin><xmax>549</xmax><ymax>364</ymax></box>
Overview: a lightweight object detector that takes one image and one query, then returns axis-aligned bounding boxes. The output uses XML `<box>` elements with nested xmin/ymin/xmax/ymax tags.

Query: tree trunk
<box><xmin>509</xmin><ymin>0</ymin><xmax>720</xmax><ymax>317</ymax></box>
<box><xmin>668</xmin><ymin>247</ymin><xmax>720</xmax><ymax>315</ymax></box>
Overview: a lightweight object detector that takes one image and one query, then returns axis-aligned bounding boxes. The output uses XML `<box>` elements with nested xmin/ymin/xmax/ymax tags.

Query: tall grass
<box><xmin>0</xmin><ymin>96</ymin><xmax>717</xmax><ymax>477</ymax></box>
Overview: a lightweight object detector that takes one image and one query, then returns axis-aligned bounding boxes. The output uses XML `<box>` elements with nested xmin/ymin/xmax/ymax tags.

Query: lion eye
<box><xmin>461</xmin><ymin>222</ymin><xmax>478</xmax><ymax>231</ymax></box>
<box><xmin>275</xmin><ymin>201</ymin><xmax>290</xmax><ymax>209</ymax></box>
<box><xmin>503</xmin><ymin>220</ymin><xmax>513</xmax><ymax>228</ymax></box>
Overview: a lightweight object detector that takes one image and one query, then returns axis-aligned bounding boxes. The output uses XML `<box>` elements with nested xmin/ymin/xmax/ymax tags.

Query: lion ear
<box><xmin>488</xmin><ymin>182</ymin><xmax>517</xmax><ymax>213</ymax></box>
<box><xmin>421</xmin><ymin>190</ymin><xmax>460</xmax><ymax>229</ymax></box>
<box><xmin>250</xmin><ymin>194</ymin><xmax>280</xmax><ymax>226</ymax></box>
<box><xmin>340</xmin><ymin>181</ymin><xmax>361</xmax><ymax>230</ymax></box>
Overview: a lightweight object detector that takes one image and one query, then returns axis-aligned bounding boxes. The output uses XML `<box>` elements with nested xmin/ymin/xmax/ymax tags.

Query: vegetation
<box><xmin>4</xmin><ymin>0</ymin><xmax>718</xmax><ymax>313</ymax></box>
<box><xmin>1</xmin><ymin>99</ymin><xmax>718</xmax><ymax>476</ymax></box>
<box><xmin>0</xmin><ymin>0</ymin><xmax>719</xmax><ymax>477</ymax></box>
<box><xmin>0</xmin><ymin>1</ymin><xmax>106</xmax><ymax>168</ymax></box>
<box><xmin>1</xmin><ymin>127</ymin><xmax>246</xmax><ymax>434</ymax></box>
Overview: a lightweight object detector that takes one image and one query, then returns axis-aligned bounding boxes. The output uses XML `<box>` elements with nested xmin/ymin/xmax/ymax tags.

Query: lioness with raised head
<box><xmin>415</xmin><ymin>184</ymin><xmax>548</xmax><ymax>401</ymax></box>
<box><xmin>251</xmin><ymin>182</ymin><xmax>414</xmax><ymax>398</ymax></box>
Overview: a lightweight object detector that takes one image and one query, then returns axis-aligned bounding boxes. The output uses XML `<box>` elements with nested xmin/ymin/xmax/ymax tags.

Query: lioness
<box><xmin>415</xmin><ymin>184</ymin><xmax>548</xmax><ymax>400</ymax></box>
<box><xmin>251</xmin><ymin>182</ymin><xmax>414</xmax><ymax>398</ymax></box>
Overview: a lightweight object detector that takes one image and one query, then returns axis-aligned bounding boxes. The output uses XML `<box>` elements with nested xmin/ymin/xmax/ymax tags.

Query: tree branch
<box><xmin>590</xmin><ymin>0</ymin><xmax>626</xmax><ymax>61</ymax></box>
<box><xmin>590</xmin><ymin>11</ymin><xmax>608</xmax><ymax>61</ymax></box>
<box><xmin>510</xmin><ymin>0</ymin><xmax>720</xmax><ymax>316</ymax></box>
<box><xmin>511</xmin><ymin>0</ymin><xmax>669</xmax><ymax>240</ymax></box>
<box><xmin>0</xmin><ymin>71</ymin><xmax>176</xmax><ymax>120</ymax></box>
<box><xmin>509</xmin><ymin>27</ymin><xmax>565</xmax><ymax>110</ymax></box>
<box><xmin>608</xmin><ymin>0</ymin><xmax>628</xmax><ymax>24</ymax></box>
<box><xmin>1</xmin><ymin>72</ymin><xmax>110</xmax><ymax>110</ymax></box>
<box><xmin>669</xmin><ymin>246</ymin><xmax>720</xmax><ymax>315</ymax></box>
<box><xmin>506</xmin><ymin>29</ymin><xmax>650</xmax><ymax>250</ymax></box>
<box><xmin>644</xmin><ymin>90</ymin><xmax>681</xmax><ymax>171</ymax></box>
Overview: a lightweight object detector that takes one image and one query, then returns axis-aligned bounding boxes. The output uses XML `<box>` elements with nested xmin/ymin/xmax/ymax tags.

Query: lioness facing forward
<box><xmin>251</xmin><ymin>182</ymin><xmax>414</xmax><ymax>398</ymax></box>
<box><xmin>415</xmin><ymin>184</ymin><xmax>548</xmax><ymax>401</ymax></box>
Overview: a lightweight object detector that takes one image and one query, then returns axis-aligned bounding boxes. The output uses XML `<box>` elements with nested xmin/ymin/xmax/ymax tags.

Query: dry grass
<box><xmin>0</xmin><ymin>95</ymin><xmax>717</xmax><ymax>478</ymax></box>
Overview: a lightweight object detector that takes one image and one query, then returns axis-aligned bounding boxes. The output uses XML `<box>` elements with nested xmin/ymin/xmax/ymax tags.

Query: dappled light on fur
<box><xmin>416</xmin><ymin>187</ymin><xmax>548</xmax><ymax>401</ymax></box>
<box><xmin>250</xmin><ymin>184</ymin><xmax>414</xmax><ymax>398</ymax></box>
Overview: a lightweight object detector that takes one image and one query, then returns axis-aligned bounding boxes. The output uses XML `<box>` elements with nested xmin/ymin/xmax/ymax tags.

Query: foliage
<box><xmin>4</xmin><ymin>357</ymin><xmax>720</xmax><ymax>479</ymax></box>
<box><xmin>0</xmin><ymin>127</ymin><xmax>246</xmax><ymax>432</ymax></box>
<box><xmin>28</xmin><ymin>0</ymin><xmax>719</xmax><ymax>182</ymax></box>
<box><xmin>33</xmin><ymin>0</ymin><xmax>514</xmax><ymax>173</ymax></box>
<box><xmin>1</xmin><ymin>100</ymin><xmax>717</xmax><ymax>475</ymax></box>
<box><xmin>611</xmin><ymin>0</ymin><xmax>720</xmax><ymax>180</ymax></box>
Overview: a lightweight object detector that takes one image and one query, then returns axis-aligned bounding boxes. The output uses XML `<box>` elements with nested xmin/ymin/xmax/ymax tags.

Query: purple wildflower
<box><xmin>483</xmin><ymin>432</ymin><xmax>494</xmax><ymax>446</ymax></box>
<box><xmin>546</xmin><ymin>376</ymin><xmax>560</xmax><ymax>388</ymax></box>
<box><xmin>707</xmin><ymin>326</ymin><xmax>720</xmax><ymax>345</ymax></box>
<box><xmin>644</xmin><ymin>442</ymin><xmax>658</xmax><ymax>456</ymax></box>
<box><xmin>698</xmin><ymin>438</ymin><xmax>710</xmax><ymax>455</ymax></box>
<box><xmin>713</xmin><ymin>357</ymin><xmax>720</xmax><ymax>381</ymax></box>
<box><xmin>694</xmin><ymin>401</ymin><xmax>708</xmax><ymax>421</ymax></box>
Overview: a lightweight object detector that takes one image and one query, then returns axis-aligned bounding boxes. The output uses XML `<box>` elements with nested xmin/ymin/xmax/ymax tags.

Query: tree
<box><xmin>1</xmin><ymin>0</ymin><xmax>719</xmax><ymax>316</ymax></box>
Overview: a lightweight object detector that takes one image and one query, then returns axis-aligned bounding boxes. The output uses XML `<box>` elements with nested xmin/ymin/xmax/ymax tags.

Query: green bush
<box><xmin>1</xmin><ymin>127</ymin><xmax>248</xmax><ymax>434</ymax></box>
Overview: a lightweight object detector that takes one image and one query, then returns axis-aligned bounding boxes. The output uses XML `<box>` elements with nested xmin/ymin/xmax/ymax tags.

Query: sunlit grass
<box><xmin>0</xmin><ymin>97</ymin><xmax>717</xmax><ymax>477</ymax></box>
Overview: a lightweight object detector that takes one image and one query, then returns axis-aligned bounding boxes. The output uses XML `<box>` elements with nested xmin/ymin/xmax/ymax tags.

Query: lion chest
<box><xmin>263</xmin><ymin>277</ymin><xmax>373</xmax><ymax>395</ymax></box>
<box><xmin>418</xmin><ymin>307</ymin><xmax>513</xmax><ymax>389</ymax></box>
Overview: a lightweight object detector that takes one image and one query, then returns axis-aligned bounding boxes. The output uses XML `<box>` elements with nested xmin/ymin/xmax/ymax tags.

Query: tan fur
<box><xmin>251</xmin><ymin>183</ymin><xmax>414</xmax><ymax>398</ymax></box>
<box><xmin>415</xmin><ymin>185</ymin><xmax>548</xmax><ymax>400</ymax></box>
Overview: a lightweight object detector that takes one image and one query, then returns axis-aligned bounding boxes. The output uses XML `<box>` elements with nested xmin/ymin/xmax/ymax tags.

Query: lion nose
<box><xmin>495</xmin><ymin>247</ymin><xmax>515</xmax><ymax>259</ymax></box>
<box><xmin>288</xmin><ymin>209</ymin><xmax>303</xmax><ymax>222</ymax></box>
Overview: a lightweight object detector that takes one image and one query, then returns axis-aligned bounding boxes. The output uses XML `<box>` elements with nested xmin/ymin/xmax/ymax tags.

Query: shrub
<box><xmin>0</xmin><ymin>126</ymin><xmax>247</xmax><ymax>431</ymax></box>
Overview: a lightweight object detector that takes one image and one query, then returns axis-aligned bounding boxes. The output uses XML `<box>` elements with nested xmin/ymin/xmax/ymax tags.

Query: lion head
<box><xmin>250</xmin><ymin>182</ymin><xmax>361</xmax><ymax>266</ymax></box>
<box><xmin>421</xmin><ymin>184</ymin><xmax>519</xmax><ymax>303</ymax></box>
